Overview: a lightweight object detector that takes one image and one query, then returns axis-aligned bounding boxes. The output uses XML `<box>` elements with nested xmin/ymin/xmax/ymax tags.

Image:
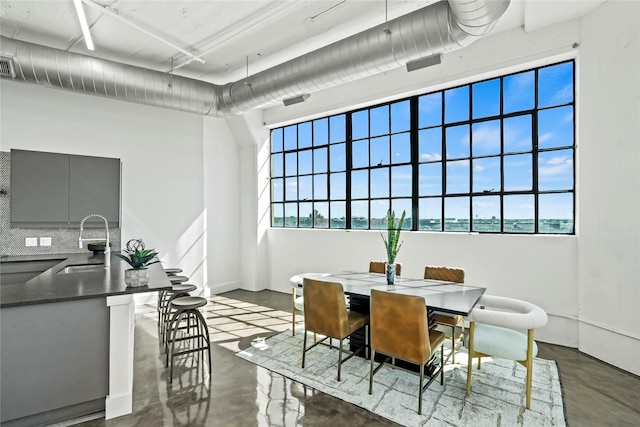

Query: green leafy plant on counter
<box><xmin>381</xmin><ymin>209</ymin><xmax>406</xmax><ymax>264</ymax></box>
<box><xmin>115</xmin><ymin>239</ymin><xmax>160</xmax><ymax>270</ymax></box>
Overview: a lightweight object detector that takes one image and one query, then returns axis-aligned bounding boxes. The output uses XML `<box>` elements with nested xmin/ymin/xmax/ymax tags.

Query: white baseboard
<box><xmin>104</xmin><ymin>393</ymin><xmax>132</xmax><ymax>420</ymax></box>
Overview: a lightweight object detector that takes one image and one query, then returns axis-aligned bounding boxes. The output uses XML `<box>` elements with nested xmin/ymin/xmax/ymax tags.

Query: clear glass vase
<box><xmin>385</xmin><ymin>262</ymin><xmax>396</xmax><ymax>285</ymax></box>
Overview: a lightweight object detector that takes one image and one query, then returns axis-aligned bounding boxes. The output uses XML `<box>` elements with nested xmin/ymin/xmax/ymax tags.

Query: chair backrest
<box><xmin>369</xmin><ymin>261</ymin><xmax>402</xmax><ymax>276</ymax></box>
<box><xmin>468</xmin><ymin>295</ymin><xmax>548</xmax><ymax>330</ymax></box>
<box><xmin>303</xmin><ymin>278</ymin><xmax>350</xmax><ymax>338</ymax></box>
<box><xmin>370</xmin><ymin>289</ymin><xmax>432</xmax><ymax>365</ymax></box>
<box><xmin>424</xmin><ymin>266</ymin><xmax>465</xmax><ymax>283</ymax></box>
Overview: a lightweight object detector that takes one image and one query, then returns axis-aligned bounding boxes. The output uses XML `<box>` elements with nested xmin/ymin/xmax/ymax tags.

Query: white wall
<box><xmin>260</xmin><ymin>1</ymin><xmax>640</xmax><ymax>375</ymax></box>
<box><xmin>202</xmin><ymin>116</ymin><xmax>242</xmax><ymax>294</ymax></box>
<box><xmin>576</xmin><ymin>0</ymin><xmax>640</xmax><ymax>375</ymax></box>
<box><xmin>0</xmin><ymin>81</ymin><xmax>208</xmax><ymax>298</ymax></box>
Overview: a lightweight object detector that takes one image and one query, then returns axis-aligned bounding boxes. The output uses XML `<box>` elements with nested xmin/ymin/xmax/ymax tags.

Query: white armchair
<box><xmin>464</xmin><ymin>295</ymin><xmax>548</xmax><ymax>409</ymax></box>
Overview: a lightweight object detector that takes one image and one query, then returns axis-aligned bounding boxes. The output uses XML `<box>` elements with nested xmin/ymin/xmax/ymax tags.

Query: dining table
<box><xmin>291</xmin><ymin>270</ymin><xmax>486</xmax><ymax>369</ymax></box>
<box><xmin>291</xmin><ymin>270</ymin><xmax>486</xmax><ymax>317</ymax></box>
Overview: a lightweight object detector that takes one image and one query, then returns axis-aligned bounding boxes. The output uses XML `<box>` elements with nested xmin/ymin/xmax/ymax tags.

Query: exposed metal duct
<box><xmin>0</xmin><ymin>0</ymin><xmax>510</xmax><ymax>117</ymax></box>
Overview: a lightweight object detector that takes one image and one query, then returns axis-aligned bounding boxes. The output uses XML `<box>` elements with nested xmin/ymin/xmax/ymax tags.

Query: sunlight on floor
<box><xmin>138</xmin><ymin>294</ymin><xmax>293</xmax><ymax>355</ymax></box>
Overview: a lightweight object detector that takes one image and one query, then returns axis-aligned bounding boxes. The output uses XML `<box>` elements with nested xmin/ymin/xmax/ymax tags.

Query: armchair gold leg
<box><xmin>292</xmin><ymin>289</ymin><xmax>297</xmax><ymax>336</ymax></box>
<box><xmin>466</xmin><ymin>322</ymin><xmax>475</xmax><ymax>396</ymax></box>
<box><xmin>450</xmin><ymin>325</ymin><xmax>456</xmax><ymax>364</ymax></box>
<box><xmin>526</xmin><ymin>329</ymin><xmax>534</xmax><ymax>409</ymax></box>
<box><xmin>292</xmin><ymin>311</ymin><xmax>296</xmax><ymax>336</ymax></box>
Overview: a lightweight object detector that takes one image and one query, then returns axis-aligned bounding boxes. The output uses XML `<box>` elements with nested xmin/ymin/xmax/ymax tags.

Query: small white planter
<box><xmin>124</xmin><ymin>268</ymin><xmax>149</xmax><ymax>287</ymax></box>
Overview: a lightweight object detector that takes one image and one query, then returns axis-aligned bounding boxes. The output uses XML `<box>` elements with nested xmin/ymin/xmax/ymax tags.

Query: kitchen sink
<box><xmin>58</xmin><ymin>264</ymin><xmax>106</xmax><ymax>274</ymax></box>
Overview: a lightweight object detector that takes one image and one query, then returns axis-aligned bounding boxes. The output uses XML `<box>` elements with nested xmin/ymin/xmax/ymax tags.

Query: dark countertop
<box><xmin>0</xmin><ymin>253</ymin><xmax>172</xmax><ymax>308</ymax></box>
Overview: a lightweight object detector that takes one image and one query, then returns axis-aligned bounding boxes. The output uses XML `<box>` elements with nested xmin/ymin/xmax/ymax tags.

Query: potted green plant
<box><xmin>381</xmin><ymin>209</ymin><xmax>406</xmax><ymax>284</ymax></box>
<box><xmin>115</xmin><ymin>239</ymin><xmax>160</xmax><ymax>287</ymax></box>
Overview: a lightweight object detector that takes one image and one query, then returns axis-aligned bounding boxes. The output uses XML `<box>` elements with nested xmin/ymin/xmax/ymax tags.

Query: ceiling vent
<box><xmin>0</xmin><ymin>55</ymin><xmax>16</xmax><ymax>79</ymax></box>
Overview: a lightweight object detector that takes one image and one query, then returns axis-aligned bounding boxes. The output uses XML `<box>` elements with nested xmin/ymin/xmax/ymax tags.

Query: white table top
<box><xmin>291</xmin><ymin>271</ymin><xmax>486</xmax><ymax>316</ymax></box>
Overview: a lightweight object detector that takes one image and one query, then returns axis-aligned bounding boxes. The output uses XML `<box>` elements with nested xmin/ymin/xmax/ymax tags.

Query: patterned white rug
<box><xmin>235</xmin><ymin>331</ymin><xmax>566</xmax><ymax>427</ymax></box>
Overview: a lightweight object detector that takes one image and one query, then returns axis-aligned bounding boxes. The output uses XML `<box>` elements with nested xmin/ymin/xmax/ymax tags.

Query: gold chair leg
<box><xmin>457</xmin><ymin>319</ymin><xmax>466</xmax><ymax>364</ymax></box>
<box><xmin>526</xmin><ymin>329</ymin><xmax>535</xmax><ymax>409</ymax></box>
<box><xmin>451</xmin><ymin>325</ymin><xmax>456</xmax><ymax>364</ymax></box>
<box><xmin>291</xmin><ymin>289</ymin><xmax>296</xmax><ymax>336</ymax></box>
<box><xmin>466</xmin><ymin>322</ymin><xmax>475</xmax><ymax>396</ymax></box>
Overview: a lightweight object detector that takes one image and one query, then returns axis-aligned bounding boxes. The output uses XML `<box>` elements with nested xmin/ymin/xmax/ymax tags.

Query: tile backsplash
<box><xmin>0</xmin><ymin>151</ymin><xmax>121</xmax><ymax>256</ymax></box>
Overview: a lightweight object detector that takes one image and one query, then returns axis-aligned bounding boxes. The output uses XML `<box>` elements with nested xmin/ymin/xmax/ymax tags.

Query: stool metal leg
<box><xmin>192</xmin><ymin>308</ymin><xmax>212</xmax><ymax>376</ymax></box>
<box><xmin>166</xmin><ymin>310</ymin><xmax>184</xmax><ymax>368</ymax></box>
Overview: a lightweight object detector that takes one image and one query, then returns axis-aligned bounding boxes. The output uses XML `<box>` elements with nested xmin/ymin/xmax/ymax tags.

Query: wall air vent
<box><xmin>0</xmin><ymin>55</ymin><xmax>16</xmax><ymax>79</ymax></box>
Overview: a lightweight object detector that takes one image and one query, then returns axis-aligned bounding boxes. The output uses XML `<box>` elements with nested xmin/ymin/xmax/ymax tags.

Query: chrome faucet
<box><xmin>79</xmin><ymin>214</ymin><xmax>110</xmax><ymax>268</ymax></box>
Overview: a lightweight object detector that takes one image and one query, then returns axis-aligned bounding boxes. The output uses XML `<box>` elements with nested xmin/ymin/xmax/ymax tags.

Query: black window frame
<box><xmin>269</xmin><ymin>60</ymin><xmax>576</xmax><ymax>235</ymax></box>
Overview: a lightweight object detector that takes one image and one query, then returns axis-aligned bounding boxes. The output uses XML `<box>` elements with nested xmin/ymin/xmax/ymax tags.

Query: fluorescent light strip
<box><xmin>73</xmin><ymin>0</ymin><xmax>94</xmax><ymax>51</ymax></box>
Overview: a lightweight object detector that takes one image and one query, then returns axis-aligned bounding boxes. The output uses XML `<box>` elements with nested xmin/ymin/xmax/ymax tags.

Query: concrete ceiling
<box><xmin>0</xmin><ymin>0</ymin><xmax>606</xmax><ymax>86</ymax></box>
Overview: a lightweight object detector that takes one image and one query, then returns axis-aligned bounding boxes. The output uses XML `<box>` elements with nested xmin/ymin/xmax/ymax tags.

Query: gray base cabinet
<box><xmin>0</xmin><ymin>298</ymin><xmax>109</xmax><ymax>425</ymax></box>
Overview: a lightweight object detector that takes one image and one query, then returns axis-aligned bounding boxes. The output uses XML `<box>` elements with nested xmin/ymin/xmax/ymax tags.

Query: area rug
<box><xmin>235</xmin><ymin>331</ymin><xmax>566</xmax><ymax>426</ymax></box>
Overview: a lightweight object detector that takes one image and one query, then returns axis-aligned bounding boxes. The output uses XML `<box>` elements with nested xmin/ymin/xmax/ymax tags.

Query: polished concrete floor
<box><xmin>79</xmin><ymin>289</ymin><xmax>640</xmax><ymax>427</ymax></box>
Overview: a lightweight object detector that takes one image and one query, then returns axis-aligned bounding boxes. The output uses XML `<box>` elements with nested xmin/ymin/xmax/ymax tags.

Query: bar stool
<box><xmin>160</xmin><ymin>283</ymin><xmax>197</xmax><ymax>344</ymax></box>
<box><xmin>157</xmin><ymin>274</ymin><xmax>189</xmax><ymax>323</ymax></box>
<box><xmin>158</xmin><ymin>269</ymin><xmax>185</xmax><ymax>317</ymax></box>
<box><xmin>166</xmin><ymin>296</ymin><xmax>212</xmax><ymax>383</ymax></box>
<box><xmin>164</xmin><ymin>267</ymin><xmax>183</xmax><ymax>276</ymax></box>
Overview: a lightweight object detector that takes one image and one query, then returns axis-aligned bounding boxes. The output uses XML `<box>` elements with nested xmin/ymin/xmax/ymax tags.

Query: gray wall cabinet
<box><xmin>10</xmin><ymin>150</ymin><xmax>69</xmax><ymax>224</ymax></box>
<box><xmin>10</xmin><ymin>149</ymin><xmax>120</xmax><ymax>228</ymax></box>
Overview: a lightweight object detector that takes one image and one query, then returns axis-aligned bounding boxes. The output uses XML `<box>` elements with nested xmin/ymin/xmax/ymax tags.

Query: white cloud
<box><xmin>539</xmin><ymin>132</ymin><xmax>554</xmax><ymax>143</ymax></box>
<box><xmin>448</xmin><ymin>159</ymin><xmax>470</xmax><ymax>168</ymax></box>
<box><xmin>539</xmin><ymin>156</ymin><xmax>573</xmax><ymax>176</ymax></box>
<box><xmin>554</xmin><ymin>84</ymin><xmax>573</xmax><ymax>104</ymax></box>
<box><xmin>473</xmin><ymin>164</ymin><xmax>484</xmax><ymax>172</ymax></box>
<box><xmin>473</xmin><ymin>122</ymin><xmax>500</xmax><ymax>151</ymax></box>
<box><xmin>546</xmin><ymin>156</ymin><xmax>567</xmax><ymax>166</ymax></box>
<box><xmin>421</xmin><ymin>153</ymin><xmax>442</xmax><ymax>161</ymax></box>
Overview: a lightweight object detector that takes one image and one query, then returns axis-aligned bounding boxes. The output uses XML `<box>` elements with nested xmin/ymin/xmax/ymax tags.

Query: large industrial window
<box><xmin>270</xmin><ymin>60</ymin><xmax>575</xmax><ymax>234</ymax></box>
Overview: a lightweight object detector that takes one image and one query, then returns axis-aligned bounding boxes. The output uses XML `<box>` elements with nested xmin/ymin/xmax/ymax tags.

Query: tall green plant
<box><xmin>381</xmin><ymin>210</ymin><xmax>406</xmax><ymax>264</ymax></box>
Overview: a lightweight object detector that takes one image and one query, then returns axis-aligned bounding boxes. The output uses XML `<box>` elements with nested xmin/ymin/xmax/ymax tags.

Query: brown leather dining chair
<box><xmin>369</xmin><ymin>261</ymin><xmax>402</xmax><ymax>276</ymax></box>
<box><xmin>301</xmin><ymin>278</ymin><xmax>369</xmax><ymax>381</ymax></box>
<box><xmin>424</xmin><ymin>266</ymin><xmax>465</xmax><ymax>363</ymax></box>
<box><xmin>369</xmin><ymin>289</ymin><xmax>445</xmax><ymax>415</ymax></box>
